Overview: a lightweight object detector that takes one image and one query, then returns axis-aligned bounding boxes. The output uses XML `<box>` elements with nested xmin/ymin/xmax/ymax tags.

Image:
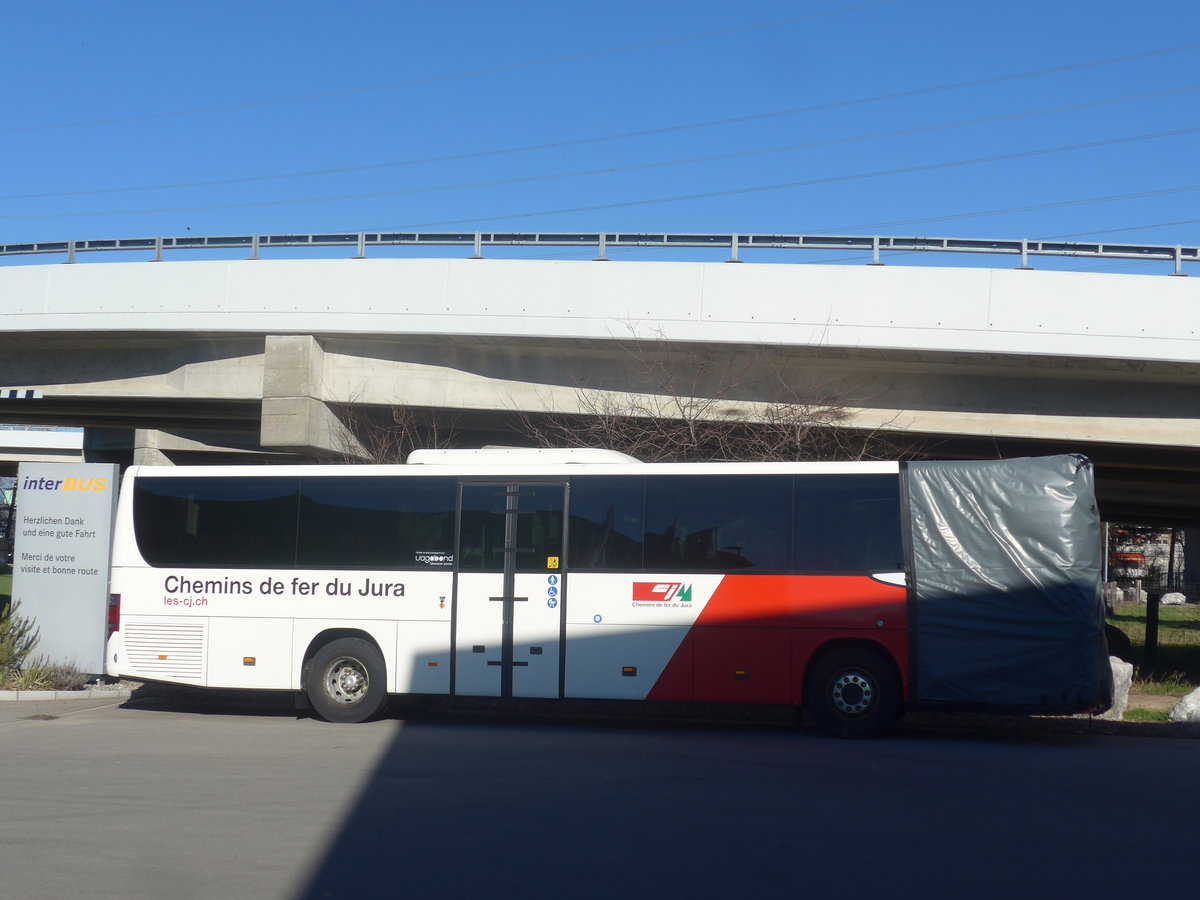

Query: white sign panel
<box><xmin>12</xmin><ymin>463</ymin><xmax>120</xmax><ymax>673</ymax></box>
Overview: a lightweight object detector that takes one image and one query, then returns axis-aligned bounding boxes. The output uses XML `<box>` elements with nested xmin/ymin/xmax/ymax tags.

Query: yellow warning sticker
<box><xmin>547</xmin><ymin>556</ymin><xmax>560</xmax><ymax>569</ymax></box>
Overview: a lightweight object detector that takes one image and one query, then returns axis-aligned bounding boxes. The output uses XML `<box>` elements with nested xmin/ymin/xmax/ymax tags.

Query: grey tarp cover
<box><xmin>906</xmin><ymin>455</ymin><xmax>1112</xmax><ymax>711</ymax></box>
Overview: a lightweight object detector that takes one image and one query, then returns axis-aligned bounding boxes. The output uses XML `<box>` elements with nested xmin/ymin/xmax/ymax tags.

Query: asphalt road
<box><xmin>0</xmin><ymin>694</ymin><xmax>1195</xmax><ymax>899</ymax></box>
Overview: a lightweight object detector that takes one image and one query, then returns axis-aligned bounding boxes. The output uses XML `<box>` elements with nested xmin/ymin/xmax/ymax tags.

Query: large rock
<box><xmin>1098</xmin><ymin>657</ymin><xmax>1133</xmax><ymax>720</ymax></box>
<box><xmin>1102</xmin><ymin>582</ymin><xmax>1123</xmax><ymax>614</ymax></box>
<box><xmin>1169</xmin><ymin>687</ymin><xmax>1200</xmax><ymax>723</ymax></box>
<box><xmin>1160</xmin><ymin>592</ymin><xmax>1187</xmax><ymax>606</ymax></box>
<box><xmin>1123</xmin><ymin>587</ymin><xmax>1147</xmax><ymax>605</ymax></box>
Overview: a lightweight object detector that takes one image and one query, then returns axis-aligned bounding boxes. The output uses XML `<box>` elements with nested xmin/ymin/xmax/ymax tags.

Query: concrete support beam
<box><xmin>132</xmin><ymin>429</ymin><xmax>174</xmax><ymax>466</ymax></box>
<box><xmin>0</xmin><ymin>429</ymin><xmax>85</xmax><ymax>468</ymax></box>
<box><xmin>260</xmin><ymin>335</ymin><xmax>367</xmax><ymax>458</ymax></box>
<box><xmin>127</xmin><ymin>428</ymin><xmax>281</xmax><ymax>465</ymax></box>
<box><xmin>260</xmin><ymin>397</ymin><xmax>367</xmax><ymax>459</ymax></box>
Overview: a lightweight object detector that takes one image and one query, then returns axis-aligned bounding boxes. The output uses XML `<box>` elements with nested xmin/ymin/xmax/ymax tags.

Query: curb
<box><xmin>0</xmin><ymin>688</ymin><xmax>1196</xmax><ymax>735</ymax></box>
<box><xmin>0</xmin><ymin>689</ymin><xmax>133</xmax><ymax>702</ymax></box>
<box><xmin>899</xmin><ymin>709</ymin><xmax>1200</xmax><ymax>738</ymax></box>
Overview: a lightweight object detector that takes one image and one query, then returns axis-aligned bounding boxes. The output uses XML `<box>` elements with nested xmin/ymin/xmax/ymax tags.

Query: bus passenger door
<box><xmin>453</xmin><ymin>482</ymin><xmax>566</xmax><ymax>698</ymax></box>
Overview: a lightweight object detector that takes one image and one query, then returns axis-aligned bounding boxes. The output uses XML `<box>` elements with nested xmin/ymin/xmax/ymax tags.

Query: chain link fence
<box><xmin>1105</xmin><ymin>578</ymin><xmax>1200</xmax><ymax>679</ymax></box>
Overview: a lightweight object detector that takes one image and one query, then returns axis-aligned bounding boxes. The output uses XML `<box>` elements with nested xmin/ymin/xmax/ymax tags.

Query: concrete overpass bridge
<box><xmin>1</xmin><ymin>231</ymin><xmax>1199</xmax><ymax>522</ymax></box>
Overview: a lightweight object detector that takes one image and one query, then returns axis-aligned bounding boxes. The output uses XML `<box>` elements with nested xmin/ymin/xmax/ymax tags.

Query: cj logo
<box><xmin>632</xmin><ymin>582</ymin><xmax>692</xmax><ymax>603</ymax></box>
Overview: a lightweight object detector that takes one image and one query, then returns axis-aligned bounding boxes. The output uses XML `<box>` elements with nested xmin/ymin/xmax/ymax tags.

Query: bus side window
<box><xmin>793</xmin><ymin>475</ymin><xmax>903</xmax><ymax>573</ymax></box>
<box><xmin>642</xmin><ymin>475</ymin><xmax>792</xmax><ymax>571</ymax></box>
<box><xmin>133</xmin><ymin>477</ymin><xmax>300</xmax><ymax>567</ymax></box>
<box><xmin>568</xmin><ymin>476</ymin><xmax>645</xmax><ymax>570</ymax></box>
<box><xmin>296</xmin><ymin>476</ymin><xmax>456</xmax><ymax>570</ymax></box>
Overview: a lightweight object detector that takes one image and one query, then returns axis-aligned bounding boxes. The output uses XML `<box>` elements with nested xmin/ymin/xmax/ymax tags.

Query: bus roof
<box><xmin>124</xmin><ymin>456</ymin><xmax>902</xmax><ymax>479</ymax></box>
<box><xmin>407</xmin><ymin>447</ymin><xmax>641</xmax><ymax>465</ymax></box>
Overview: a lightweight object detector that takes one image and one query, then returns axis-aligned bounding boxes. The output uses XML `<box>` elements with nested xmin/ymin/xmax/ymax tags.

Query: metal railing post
<box><xmin>727</xmin><ymin>234</ymin><xmax>742</xmax><ymax>263</ymax></box>
<box><xmin>248</xmin><ymin>235</ymin><xmax>260</xmax><ymax>260</ymax></box>
<box><xmin>470</xmin><ymin>232</ymin><xmax>483</xmax><ymax>259</ymax></box>
<box><xmin>867</xmin><ymin>236</ymin><xmax>884</xmax><ymax>266</ymax></box>
<box><xmin>1145</xmin><ymin>590</ymin><xmax>1161</xmax><ymax>669</ymax></box>
<box><xmin>1017</xmin><ymin>239</ymin><xmax>1032</xmax><ymax>270</ymax></box>
<box><xmin>594</xmin><ymin>233</ymin><xmax>608</xmax><ymax>261</ymax></box>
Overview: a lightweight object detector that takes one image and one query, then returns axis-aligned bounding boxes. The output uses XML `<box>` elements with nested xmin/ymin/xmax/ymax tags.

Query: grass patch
<box><xmin>1133</xmin><ymin>673</ymin><xmax>1193</xmax><ymax>695</ymax></box>
<box><xmin>1107</xmin><ymin>603</ymin><xmax>1200</xmax><ymax>684</ymax></box>
<box><xmin>1109</xmin><ymin>602</ymin><xmax>1200</xmax><ymax>636</ymax></box>
<box><xmin>1108</xmin><ymin>602</ymin><xmax>1200</xmax><ymax>638</ymax></box>
<box><xmin>1124</xmin><ymin>708</ymin><xmax>1172</xmax><ymax>723</ymax></box>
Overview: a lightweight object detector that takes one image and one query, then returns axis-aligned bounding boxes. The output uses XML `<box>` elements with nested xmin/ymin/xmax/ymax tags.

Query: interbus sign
<box><xmin>12</xmin><ymin>463</ymin><xmax>120</xmax><ymax>673</ymax></box>
<box><xmin>20</xmin><ymin>474</ymin><xmax>110</xmax><ymax>493</ymax></box>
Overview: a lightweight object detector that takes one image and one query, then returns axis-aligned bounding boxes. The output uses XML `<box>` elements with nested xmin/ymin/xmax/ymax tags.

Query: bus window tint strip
<box><xmin>134</xmin><ymin>475</ymin><xmax>458</xmax><ymax>570</ymax></box>
<box><xmin>569</xmin><ymin>473</ymin><xmax>902</xmax><ymax>574</ymax></box>
<box><xmin>133</xmin><ymin>472</ymin><xmax>903</xmax><ymax>574</ymax></box>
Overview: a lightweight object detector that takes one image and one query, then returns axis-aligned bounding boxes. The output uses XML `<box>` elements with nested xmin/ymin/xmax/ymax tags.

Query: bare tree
<box><xmin>318</xmin><ymin>330</ymin><xmax>919</xmax><ymax>464</ymax></box>
<box><xmin>518</xmin><ymin>330</ymin><xmax>920</xmax><ymax>462</ymax></box>
<box><xmin>323</xmin><ymin>402</ymin><xmax>461</xmax><ymax>464</ymax></box>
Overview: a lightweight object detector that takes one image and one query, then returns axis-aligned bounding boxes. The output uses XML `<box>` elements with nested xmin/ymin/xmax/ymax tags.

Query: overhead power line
<box><xmin>379</xmin><ymin>125</ymin><xmax>1200</xmax><ymax>231</ymax></box>
<box><xmin>0</xmin><ymin>1</ymin><xmax>901</xmax><ymax>135</ymax></box>
<box><xmin>2</xmin><ymin>84</ymin><xmax>1194</xmax><ymax>203</ymax></box>
<box><xmin>4</xmin><ymin>122</ymin><xmax>1197</xmax><ymax>222</ymax></box>
<box><xmin>1043</xmin><ymin>219</ymin><xmax>1200</xmax><ymax>240</ymax></box>
<box><xmin>809</xmin><ymin>185</ymin><xmax>1200</xmax><ymax>233</ymax></box>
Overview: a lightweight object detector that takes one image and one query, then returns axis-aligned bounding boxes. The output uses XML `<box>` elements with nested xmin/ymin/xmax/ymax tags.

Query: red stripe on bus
<box><xmin>647</xmin><ymin>575</ymin><xmax>907</xmax><ymax>705</ymax></box>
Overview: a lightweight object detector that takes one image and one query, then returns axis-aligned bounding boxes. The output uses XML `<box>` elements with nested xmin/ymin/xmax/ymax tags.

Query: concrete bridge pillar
<box><xmin>131</xmin><ymin>429</ymin><xmax>175</xmax><ymax>466</ymax></box>
<box><xmin>259</xmin><ymin>335</ymin><xmax>367</xmax><ymax>459</ymax></box>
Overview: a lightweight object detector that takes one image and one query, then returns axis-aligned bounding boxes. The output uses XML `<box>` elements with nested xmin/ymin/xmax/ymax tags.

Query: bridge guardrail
<box><xmin>0</xmin><ymin>231</ymin><xmax>1195</xmax><ymax>274</ymax></box>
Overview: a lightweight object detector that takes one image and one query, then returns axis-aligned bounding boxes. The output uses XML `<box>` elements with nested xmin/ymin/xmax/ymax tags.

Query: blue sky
<box><xmin>3</xmin><ymin>0</ymin><xmax>1198</xmax><ymax>271</ymax></box>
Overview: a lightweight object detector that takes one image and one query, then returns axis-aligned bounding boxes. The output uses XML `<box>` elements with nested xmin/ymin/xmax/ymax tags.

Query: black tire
<box><xmin>1104</xmin><ymin>624</ymin><xmax>1134</xmax><ymax>663</ymax></box>
<box><xmin>306</xmin><ymin>637</ymin><xmax>387</xmax><ymax>723</ymax></box>
<box><xmin>805</xmin><ymin>646</ymin><xmax>902</xmax><ymax>739</ymax></box>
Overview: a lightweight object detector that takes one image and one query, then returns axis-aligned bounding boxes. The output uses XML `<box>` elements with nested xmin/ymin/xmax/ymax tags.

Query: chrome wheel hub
<box><xmin>325</xmin><ymin>658</ymin><xmax>368</xmax><ymax>705</ymax></box>
<box><xmin>830</xmin><ymin>669</ymin><xmax>875</xmax><ymax>715</ymax></box>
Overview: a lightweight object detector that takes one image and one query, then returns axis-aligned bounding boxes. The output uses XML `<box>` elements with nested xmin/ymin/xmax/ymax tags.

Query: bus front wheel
<box><xmin>805</xmin><ymin>646</ymin><xmax>901</xmax><ymax>739</ymax></box>
<box><xmin>306</xmin><ymin>637</ymin><xmax>387</xmax><ymax>724</ymax></box>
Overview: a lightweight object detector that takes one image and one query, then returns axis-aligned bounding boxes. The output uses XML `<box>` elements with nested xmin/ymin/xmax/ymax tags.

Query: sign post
<box><xmin>11</xmin><ymin>463</ymin><xmax>120</xmax><ymax>674</ymax></box>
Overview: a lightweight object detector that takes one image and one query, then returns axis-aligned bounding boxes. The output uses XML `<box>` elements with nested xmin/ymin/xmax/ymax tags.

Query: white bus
<box><xmin>105</xmin><ymin>449</ymin><xmax>1111</xmax><ymax>737</ymax></box>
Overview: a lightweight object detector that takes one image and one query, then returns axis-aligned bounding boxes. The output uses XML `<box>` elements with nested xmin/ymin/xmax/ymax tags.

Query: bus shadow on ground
<box><xmin>285</xmin><ymin>701</ymin><xmax>1198</xmax><ymax>898</ymax></box>
<box><xmin>118</xmin><ymin>681</ymin><xmax>1200</xmax><ymax>737</ymax></box>
<box><xmin>121</xmin><ymin>684</ymin><xmax>300</xmax><ymax>718</ymax></box>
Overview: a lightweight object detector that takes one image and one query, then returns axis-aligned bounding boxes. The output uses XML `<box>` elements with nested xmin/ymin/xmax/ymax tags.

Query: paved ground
<box><xmin>1127</xmin><ymin>689</ymin><xmax>1186</xmax><ymax>712</ymax></box>
<box><xmin>0</xmin><ymin>692</ymin><xmax>1197</xmax><ymax>899</ymax></box>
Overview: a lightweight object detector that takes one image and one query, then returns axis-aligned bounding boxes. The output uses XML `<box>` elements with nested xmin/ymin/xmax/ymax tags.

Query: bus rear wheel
<box><xmin>805</xmin><ymin>646</ymin><xmax>901</xmax><ymax>739</ymax></box>
<box><xmin>307</xmin><ymin>637</ymin><xmax>387</xmax><ymax>724</ymax></box>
